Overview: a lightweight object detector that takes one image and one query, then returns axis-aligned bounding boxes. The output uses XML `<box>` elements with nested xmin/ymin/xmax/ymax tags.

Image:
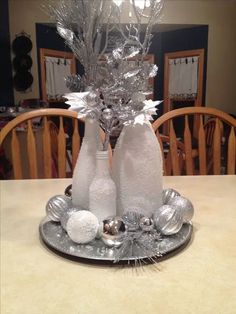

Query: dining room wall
<box><xmin>8</xmin><ymin>0</ymin><xmax>236</xmax><ymax>115</ymax></box>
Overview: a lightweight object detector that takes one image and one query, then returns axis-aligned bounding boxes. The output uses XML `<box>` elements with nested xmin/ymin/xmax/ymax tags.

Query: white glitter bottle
<box><xmin>89</xmin><ymin>150</ymin><xmax>116</xmax><ymax>222</ymax></box>
<box><xmin>72</xmin><ymin>118</ymin><xmax>100</xmax><ymax>209</ymax></box>
<box><xmin>112</xmin><ymin>121</ymin><xmax>163</xmax><ymax>217</ymax></box>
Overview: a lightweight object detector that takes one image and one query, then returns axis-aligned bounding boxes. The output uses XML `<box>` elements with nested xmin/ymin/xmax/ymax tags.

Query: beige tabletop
<box><xmin>1</xmin><ymin>176</ymin><xmax>236</xmax><ymax>314</ymax></box>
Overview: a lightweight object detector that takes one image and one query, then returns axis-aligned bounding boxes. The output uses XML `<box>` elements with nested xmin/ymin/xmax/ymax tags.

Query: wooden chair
<box><xmin>156</xmin><ymin>134</ymin><xmax>185</xmax><ymax>175</ymax></box>
<box><xmin>152</xmin><ymin>107</ymin><xmax>236</xmax><ymax>175</ymax></box>
<box><xmin>0</xmin><ymin>109</ymin><xmax>82</xmax><ymax>179</ymax></box>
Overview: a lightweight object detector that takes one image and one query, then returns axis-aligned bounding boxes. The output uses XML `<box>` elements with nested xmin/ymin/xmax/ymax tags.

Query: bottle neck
<box><xmin>84</xmin><ymin>117</ymin><xmax>99</xmax><ymax>139</ymax></box>
<box><xmin>95</xmin><ymin>150</ymin><xmax>110</xmax><ymax>177</ymax></box>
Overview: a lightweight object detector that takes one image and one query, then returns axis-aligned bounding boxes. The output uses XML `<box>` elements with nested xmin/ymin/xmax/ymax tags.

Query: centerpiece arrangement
<box><xmin>40</xmin><ymin>0</ymin><xmax>194</xmax><ymax>265</ymax></box>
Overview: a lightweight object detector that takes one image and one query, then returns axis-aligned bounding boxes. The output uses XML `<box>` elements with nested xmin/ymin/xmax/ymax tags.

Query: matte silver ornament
<box><xmin>153</xmin><ymin>205</ymin><xmax>183</xmax><ymax>235</ymax></box>
<box><xmin>139</xmin><ymin>217</ymin><xmax>154</xmax><ymax>232</ymax></box>
<box><xmin>168</xmin><ymin>196</ymin><xmax>194</xmax><ymax>223</ymax></box>
<box><xmin>101</xmin><ymin>216</ymin><xmax>127</xmax><ymax>247</ymax></box>
<box><xmin>122</xmin><ymin>210</ymin><xmax>144</xmax><ymax>231</ymax></box>
<box><xmin>64</xmin><ymin>184</ymin><xmax>72</xmax><ymax>197</ymax></box>
<box><xmin>60</xmin><ymin>207</ymin><xmax>78</xmax><ymax>230</ymax></box>
<box><xmin>162</xmin><ymin>188</ymin><xmax>180</xmax><ymax>205</ymax></box>
<box><xmin>46</xmin><ymin>195</ymin><xmax>72</xmax><ymax>222</ymax></box>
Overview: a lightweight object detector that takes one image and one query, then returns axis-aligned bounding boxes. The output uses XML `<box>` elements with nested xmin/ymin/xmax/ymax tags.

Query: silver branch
<box><xmin>46</xmin><ymin>0</ymin><xmax>164</xmax><ymax>150</ymax></box>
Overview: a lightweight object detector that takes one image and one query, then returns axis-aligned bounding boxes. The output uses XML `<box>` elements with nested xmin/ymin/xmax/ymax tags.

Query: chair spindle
<box><xmin>27</xmin><ymin>120</ymin><xmax>38</xmax><ymax>178</ymax></box>
<box><xmin>227</xmin><ymin>126</ymin><xmax>236</xmax><ymax>174</ymax></box>
<box><xmin>213</xmin><ymin>118</ymin><xmax>221</xmax><ymax>174</ymax></box>
<box><xmin>169</xmin><ymin>120</ymin><xmax>180</xmax><ymax>175</ymax></box>
<box><xmin>184</xmin><ymin>115</ymin><xmax>193</xmax><ymax>175</ymax></box>
<box><xmin>72</xmin><ymin>118</ymin><xmax>80</xmax><ymax>170</ymax></box>
<box><xmin>11</xmin><ymin>129</ymin><xmax>23</xmax><ymax>179</ymax></box>
<box><xmin>58</xmin><ymin>116</ymin><xmax>66</xmax><ymax>178</ymax></box>
<box><xmin>198</xmin><ymin>114</ymin><xmax>207</xmax><ymax>175</ymax></box>
<box><xmin>42</xmin><ymin>117</ymin><xmax>52</xmax><ymax>178</ymax></box>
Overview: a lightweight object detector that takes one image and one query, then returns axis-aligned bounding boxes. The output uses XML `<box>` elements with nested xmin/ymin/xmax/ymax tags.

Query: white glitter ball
<box><xmin>67</xmin><ymin>210</ymin><xmax>99</xmax><ymax>244</ymax></box>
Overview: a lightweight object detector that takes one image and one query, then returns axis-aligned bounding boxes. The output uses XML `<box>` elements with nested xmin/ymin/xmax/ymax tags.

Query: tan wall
<box><xmin>161</xmin><ymin>1</ymin><xmax>236</xmax><ymax>114</ymax></box>
<box><xmin>8</xmin><ymin>0</ymin><xmax>236</xmax><ymax>114</ymax></box>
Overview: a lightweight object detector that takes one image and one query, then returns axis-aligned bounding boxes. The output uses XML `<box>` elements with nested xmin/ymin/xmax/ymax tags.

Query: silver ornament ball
<box><xmin>139</xmin><ymin>216</ymin><xmax>154</xmax><ymax>232</ymax></box>
<box><xmin>162</xmin><ymin>188</ymin><xmax>180</xmax><ymax>205</ymax></box>
<box><xmin>46</xmin><ymin>195</ymin><xmax>72</xmax><ymax>222</ymax></box>
<box><xmin>168</xmin><ymin>196</ymin><xmax>194</xmax><ymax>223</ymax></box>
<box><xmin>122</xmin><ymin>210</ymin><xmax>144</xmax><ymax>231</ymax></box>
<box><xmin>153</xmin><ymin>205</ymin><xmax>183</xmax><ymax>235</ymax></box>
<box><xmin>67</xmin><ymin>210</ymin><xmax>99</xmax><ymax>244</ymax></box>
<box><xmin>101</xmin><ymin>216</ymin><xmax>127</xmax><ymax>247</ymax></box>
<box><xmin>64</xmin><ymin>184</ymin><xmax>72</xmax><ymax>198</ymax></box>
<box><xmin>102</xmin><ymin>108</ymin><xmax>114</xmax><ymax>120</ymax></box>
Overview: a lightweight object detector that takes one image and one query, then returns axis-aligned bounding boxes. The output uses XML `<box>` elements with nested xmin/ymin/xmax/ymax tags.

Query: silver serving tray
<box><xmin>39</xmin><ymin>219</ymin><xmax>193</xmax><ymax>263</ymax></box>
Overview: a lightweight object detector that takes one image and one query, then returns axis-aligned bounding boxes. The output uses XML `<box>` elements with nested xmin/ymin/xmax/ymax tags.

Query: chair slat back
<box><xmin>0</xmin><ymin>109</ymin><xmax>84</xmax><ymax>179</ymax></box>
<box><xmin>227</xmin><ymin>126</ymin><xmax>236</xmax><ymax>174</ymax></box>
<box><xmin>42</xmin><ymin>117</ymin><xmax>52</xmax><ymax>178</ymax></box>
<box><xmin>184</xmin><ymin>115</ymin><xmax>193</xmax><ymax>175</ymax></box>
<box><xmin>212</xmin><ymin>118</ymin><xmax>222</xmax><ymax>175</ymax></box>
<box><xmin>27</xmin><ymin>120</ymin><xmax>38</xmax><ymax>178</ymax></box>
<box><xmin>11</xmin><ymin>129</ymin><xmax>22</xmax><ymax>179</ymax></box>
<box><xmin>152</xmin><ymin>107</ymin><xmax>236</xmax><ymax>175</ymax></box>
<box><xmin>157</xmin><ymin>134</ymin><xmax>185</xmax><ymax>176</ymax></box>
<box><xmin>198</xmin><ymin>115</ymin><xmax>207</xmax><ymax>175</ymax></box>
<box><xmin>58</xmin><ymin>116</ymin><xmax>67</xmax><ymax>178</ymax></box>
<box><xmin>72</xmin><ymin>119</ymin><xmax>80</xmax><ymax>169</ymax></box>
<box><xmin>169</xmin><ymin>120</ymin><xmax>180</xmax><ymax>175</ymax></box>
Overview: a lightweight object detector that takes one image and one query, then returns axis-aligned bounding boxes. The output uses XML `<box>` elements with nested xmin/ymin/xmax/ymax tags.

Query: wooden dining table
<box><xmin>1</xmin><ymin>176</ymin><xmax>236</xmax><ymax>314</ymax></box>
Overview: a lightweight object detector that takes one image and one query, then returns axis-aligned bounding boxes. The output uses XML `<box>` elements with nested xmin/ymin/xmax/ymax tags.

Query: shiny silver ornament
<box><xmin>153</xmin><ymin>205</ymin><xmax>183</xmax><ymax>235</ymax></box>
<box><xmin>101</xmin><ymin>216</ymin><xmax>127</xmax><ymax>247</ymax></box>
<box><xmin>102</xmin><ymin>108</ymin><xmax>114</xmax><ymax>120</ymax></box>
<box><xmin>168</xmin><ymin>196</ymin><xmax>194</xmax><ymax>223</ymax></box>
<box><xmin>162</xmin><ymin>188</ymin><xmax>180</xmax><ymax>205</ymax></box>
<box><xmin>122</xmin><ymin>210</ymin><xmax>144</xmax><ymax>231</ymax></box>
<box><xmin>139</xmin><ymin>217</ymin><xmax>154</xmax><ymax>232</ymax></box>
<box><xmin>60</xmin><ymin>207</ymin><xmax>78</xmax><ymax>230</ymax></box>
<box><xmin>46</xmin><ymin>195</ymin><xmax>72</xmax><ymax>222</ymax></box>
<box><xmin>64</xmin><ymin>184</ymin><xmax>72</xmax><ymax>198</ymax></box>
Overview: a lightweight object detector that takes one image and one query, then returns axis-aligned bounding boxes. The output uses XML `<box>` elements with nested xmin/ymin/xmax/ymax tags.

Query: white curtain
<box><xmin>45</xmin><ymin>57</ymin><xmax>72</xmax><ymax>100</ymax></box>
<box><xmin>168</xmin><ymin>56</ymin><xmax>199</xmax><ymax>99</ymax></box>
